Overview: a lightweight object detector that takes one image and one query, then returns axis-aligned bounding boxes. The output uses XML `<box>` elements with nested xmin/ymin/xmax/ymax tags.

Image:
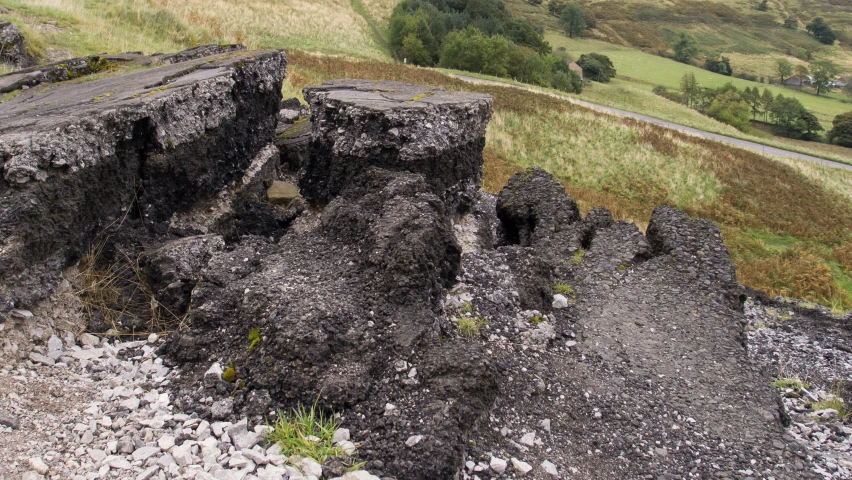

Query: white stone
<box><xmin>171</xmin><ymin>444</ymin><xmax>193</xmax><ymax>466</ymax></box>
<box><xmin>539</xmin><ymin>418</ymin><xmax>551</xmax><ymax>433</ymax></box>
<box><xmin>341</xmin><ymin>472</ymin><xmax>381</xmax><ymax>480</ymax></box>
<box><xmin>338</xmin><ymin>440</ymin><xmax>357</xmax><ymax>455</ymax></box>
<box><xmin>405</xmin><ymin>435</ymin><xmax>423</xmax><ymax>447</ymax></box>
<box><xmin>242</xmin><ymin>448</ymin><xmax>268</xmax><ymax>465</ymax></box>
<box><xmin>205</xmin><ymin>362</ymin><xmax>223</xmax><ymax>378</ymax></box>
<box><xmin>298</xmin><ymin>458</ymin><xmax>322</xmax><ymax>477</ymax></box>
<box><xmin>136</xmin><ymin>465</ymin><xmax>160</xmax><ymax>480</ymax></box>
<box><xmin>541</xmin><ymin>460</ymin><xmax>558</xmax><ymax>477</ymax></box>
<box><xmin>132</xmin><ymin>446</ymin><xmax>160</xmax><ymax>462</ymax></box>
<box><xmin>490</xmin><ymin>457</ymin><xmax>507</xmax><ymax>474</ymax></box>
<box><xmin>80</xmin><ymin>333</ymin><xmax>99</xmax><ymax>346</ymax></box>
<box><xmin>108</xmin><ymin>457</ymin><xmax>132</xmax><ymax>469</ymax></box>
<box><xmin>258</xmin><ymin>464</ymin><xmax>287</xmax><ymax>480</ymax></box>
<box><xmin>71</xmin><ymin>348</ymin><xmax>104</xmax><ymax>360</ymax></box>
<box><xmin>29</xmin><ymin>457</ymin><xmax>49</xmax><ymax>475</ymax></box>
<box><xmin>511</xmin><ymin>458</ymin><xmax>533</xmax><ymax>475</ymax></box>
<box><xmin>147</xmin><ymin>333</ymin><xmax>159</xmax><ymax>343</ymax></box>
<box><xmin>285</xmin><ymin>466</ymin><xmax>306</xmax><ymax>480</ymax></box>
<box><xmin>552</xmin><ymin>294</ymin><xmax>569</xmax><ymax>309</ymax></box>
<box><xmin>519</xmin><ymin>432</ymin><xmax>536</xmax><ymax>446</ymax></box>
<box><xmin>158</xmin><ymin>435</ymin><xmax>175</xmax><ymax>450</ymax></box>
<box><xmin>332</xmin><ymin>428</ymin><xmax>350</xmax><ymax>443</ymax></box>
<box><xmin>88</xmin><ymin>449</ymin><xmax>106</xmax><ymax>463</ymax></box>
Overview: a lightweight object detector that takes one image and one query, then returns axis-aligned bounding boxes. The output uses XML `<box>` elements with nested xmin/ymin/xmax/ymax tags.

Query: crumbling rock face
<box><xmin>301</xmin><ymin>80</ymin><xmax>492</xmax><ymax>212</ymax></box>
<box><xmin>162</xmin><ymin>83</ymin><xmax>497</xmax><ymax>480</ymax></box>
<box><xmin>140</xmin><ymin>235</ymin><xmax>225</xmax><ymax>316</ymax></box>
<box><xmin>0</xmin><ymin>21</ymin><xmax>35</xmax><ymax>68</ymax></box>
<box><xmin>0</xmin><ymin>49</ymin><xmax>287</xmax><ymax>310</ymax></box>
<box><xmin>496</xmin><ymin>167</ymin><xmax>582</xmax><ymax>247</ymax></box>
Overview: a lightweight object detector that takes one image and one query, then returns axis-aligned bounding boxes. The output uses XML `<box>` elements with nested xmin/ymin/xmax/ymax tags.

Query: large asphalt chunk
<box><xmin>0</xmin><ymin>49</ymin><xmax>287</xmax><ymax>309</ymax></box>
<box><xmin>301</xmin><ymin>79</ymin><xmax>492</xmax><ymax>213</ymax></box>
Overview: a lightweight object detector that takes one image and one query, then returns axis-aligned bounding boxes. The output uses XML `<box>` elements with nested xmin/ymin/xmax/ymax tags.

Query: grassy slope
<box><xmin>4</xmin><ymin>0</ymin><xmax>852</xmax><ymax>311</ymax></box>
<box><xmin>0</xmin><ymin>0</ymin><xmax>391</xmax><ymax>60</ymax></box>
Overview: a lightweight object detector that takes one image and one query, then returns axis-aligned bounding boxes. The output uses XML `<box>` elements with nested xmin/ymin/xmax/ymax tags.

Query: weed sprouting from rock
<box><xmin>457</xmin><ymin>316</ymin><xmax>487</xmax><ymax>338</ymax></box>
<box><xmin>772</xmin><ymin>376</ymin><xmax>810</xmax><ymax>390</ymax></box>
<box><xmin>248</xmin><ymin>327</ymin><xmax>261</xmax><ymax>352</ymax></box>
<box><xmin>266</xmin><ymin>402</ymin><xmax>348</xmax><ymax>462</ymax></box>
<box><xmin>553</xmin><ymin>283</ymin><xmax>575</xmax><ymax>296</ymax></box>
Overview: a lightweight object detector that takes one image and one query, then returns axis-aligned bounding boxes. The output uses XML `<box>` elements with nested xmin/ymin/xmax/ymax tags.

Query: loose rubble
<box><xmin>0</xmin><ymin>43</ymin><xmax>850</xmax><ymax>480</ymax></box>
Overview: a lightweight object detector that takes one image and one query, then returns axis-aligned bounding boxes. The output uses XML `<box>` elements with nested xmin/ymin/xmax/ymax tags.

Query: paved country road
<box><xmin>453</xmin><ymin>74</ymin><xmax>852</xmax><ymax>171</ymax></box>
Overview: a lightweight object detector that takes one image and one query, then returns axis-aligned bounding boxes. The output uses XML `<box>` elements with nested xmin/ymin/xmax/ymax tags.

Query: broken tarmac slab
<box><xmin>301</xmin><ymin>79</ymin><xmax>492</xmax><ymax>213</ymax></box>
<box><xmin>0</xmin><ymin>49</ymin><xmax>287</xmax><ymax>310</ymax></box>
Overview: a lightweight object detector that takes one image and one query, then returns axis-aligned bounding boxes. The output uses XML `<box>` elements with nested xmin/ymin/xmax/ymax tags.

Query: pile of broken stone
<box><xmin>1</xmin><ymin>42</ymin><xmax>851</xmax><ymax>480</ymax></box>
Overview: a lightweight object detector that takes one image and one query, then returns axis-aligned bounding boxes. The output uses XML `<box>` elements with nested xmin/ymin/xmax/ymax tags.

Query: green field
<box><xmin>546</xmin><ymin>33</ymin><xmax>851</xmax><ymax>127</ymax></box>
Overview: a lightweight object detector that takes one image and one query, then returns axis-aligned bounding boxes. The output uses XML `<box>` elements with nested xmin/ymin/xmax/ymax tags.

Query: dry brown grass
<box><xmin>737</xmin><ymin>249</ymin><xmax>849</xmax><ymax>307</ymax></box>
<box><xmin>72</xmin><ymin>237</ymin><xmax>187</xmax><ymax>336</ymax></box>
<box><xmin>834</xmin><ymin>244</ymin><xmax>852</xmax><ymax>273</ymax></box>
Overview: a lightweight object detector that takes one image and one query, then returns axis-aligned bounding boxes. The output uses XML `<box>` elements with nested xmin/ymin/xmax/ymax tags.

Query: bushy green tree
<box><xmin>806</xmin><ymin>17</ymin><xmax>836</xmax><ymax>45</ymax></box>
<box><xmin>707</xmin><ymin>90</ymin><xmax>751</xmax><ymax>131</ymax></box>
<box><xmin>704</xmin><ymin>55</ymin><xmax>732</xmax><ymax>76</ymax></box>
<box><xmin>769</xmin><ymin>95</ymin><xmax>822</xmax><ymax>138</ymax></box>
<box><xmin>559</xmin><ymin>2</ymin><xmax>586</xmax><ymax>38</ymax></box>
<box><xmin>810</xmin><ymin>60</ymin><xmax>839</xmax><ymax>96</ymax></box>
<box><xmin>439</xmin><ymin>26</ymin><xmax>512</xmax><ymax>77</ymax></box>
<box><xmin>742</xmin><ymin>87</ymin><xmax>762</xmax><ymax>119</ymax></box>
<box><xmin>828</xmin><ymin>111</ymin><xmax>852</xmax><ymax>147</ymax></box>
<box><xmin>400</xmin><ymin>34</ymin><xmax>433</xmax><ymax>66</ymax></box>
<box><xmin>548</xmin><ymin>0</ymin><xmax>566</xmax><ymax>15</ymax></box>
<box><xmin>776</xmin><ymin>58</ymin><xmax>793</xmax><ymax>84</ymax></box>
<box><xmin>577</xmin><ymin>53</ymin><xmax>615</xmax><ymax>82</ymax></box>
<box><xmin>671</xmin><ymin>33</ymin><xmax>699</xmax><ymax>64</ymax></box>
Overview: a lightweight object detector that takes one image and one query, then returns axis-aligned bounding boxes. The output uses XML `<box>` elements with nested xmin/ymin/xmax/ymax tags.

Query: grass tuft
<box><xmin>248</xmin><ymin>327</ymin><xmax>261</xmax><ymax>352</ymax></box>
<box><xmin>267</xmin><ymin>402</ymin><xmax>348</xmax><ymax>463</ymax></box>
<box><xmin>811</xmin><ymin>397</ymin><xmax>852</xmax><ymax>420</ymax></box>
<box><xmin>457</xmin><ymin>316</ymin><xmax>487</xmax><ymax>338</ymax></box>
<box><xmin>772</xmin><ymin>376</ymin><xmax>810</xmax><ymax>390</ymax></box>
<box><xmin>553</xmin><ymin>283</ymin><xmax>575</xmax><ymax>296</ymax></box>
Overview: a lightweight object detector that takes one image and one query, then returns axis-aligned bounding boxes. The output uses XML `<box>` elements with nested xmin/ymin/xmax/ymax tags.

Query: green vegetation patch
<box><xmin>267</xmin><ymin>401</ymin><xmax>349</xmax><ymax>462</ymax></box>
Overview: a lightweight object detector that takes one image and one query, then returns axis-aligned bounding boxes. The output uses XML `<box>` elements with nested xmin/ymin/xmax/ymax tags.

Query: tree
<box><xmin>742</xmin><ymin>87</ymin><xmax>762</xmax><ymax>119</ymax></box>
<box><xmin>671</xmin><ymin>33</ymin><xmax>699</xmax><ymax>64</ymax></box>
<box><xmin>559</xmin><ymin>2</ymin><xmax>586</xmax><ymax>38</ymax></box>
<box><xmin>551</xmin><ymin>71</ymin><xmax>583</xmax><ymax>93</ymax></box>
<box><xmin>400</xmin><ymin>34</ymin><xmax>432</xmax><ymax>66</ymax></box>
<box><xmin>760</xmin><ymin>88</ymin><xmax>774</xmax><ymax>121</ymax></box>
<box><xmin>810</xmin><ymin>60</ymin><xmax>839</xmax><ymax>96</ymax></box>
<box><xmin>707</xmin><ymin>90</ymin><xmax>751</xmax><ymax>131</ymax></box>
<box><xmin>806</xmin><ymin>17</ymin><xmax>836</xmax><ymax>45</ymax></box>
<box><xmin>439</xmin><ymin>27</ymin><xmax>512</xmax><ymax>77</ymax></box>
<box><xmin>776</xmin><ymin>58</ymin><xmax>793</xmax><ymax>84</ymax></box>
<box><xmin>769</xmin><ymin>95</ymin><xmax>814</xmax><ymax>137</ymax></box>
<box><xmin>548</xmin><ymin>0</ymin><xmax>566</xmax><ymax>15</ymax></box>
<box><xmin>828</xmin><ymin>111</ymin><xmax>852</xmax><ymax>147</ymax></box>
<box><xmin>577</xmin><ymin>53</ymin><xmax>615</xmax><ymax>82</ymax></box>
<box><xmin>784</xmin><ymin>17</ymin><xmax>797</xmax><ymax>29</ymax></box>
<box><xmin>704</xmin><ymin>55</ymin><xmax>732</xmax><ymax>76</ymax></box>
<box><xmin>680</xmin><ymin>72</ymin><xmax>697</xmax><ymax>107</ymax></box>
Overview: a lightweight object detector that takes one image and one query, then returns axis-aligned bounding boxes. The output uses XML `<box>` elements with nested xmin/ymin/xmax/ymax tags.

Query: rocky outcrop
<box><xmin>0</xmin><ymin>49</ymin><xmax>287</xmax><ymax>310</ymax></box>
<box><xmin>0</xmin><ymin>21</ymin><xmax>35</xmax><ymax>68</ymax></box>
<box><xmin>300</xmin><ymin>80</ymin><xmax>492</xmax><ymax>212</ymax></box>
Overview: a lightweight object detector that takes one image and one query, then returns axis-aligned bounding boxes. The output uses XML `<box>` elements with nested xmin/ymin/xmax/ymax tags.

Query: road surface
<box><xmin>453</xmin><ymin>74</ymin><xmax>852</xmax><ymax>171</ymax></box>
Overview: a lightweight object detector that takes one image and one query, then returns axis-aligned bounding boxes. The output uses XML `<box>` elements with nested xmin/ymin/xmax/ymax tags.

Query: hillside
<box><xmin>506</xmin><ymin>0</ymin><xmax>852</xmax><ymax>76</ymax></box>
<box><xmin>2</xmin><ymin>0</ymin><xmax>852</xmax><ymax>309</ymax></box>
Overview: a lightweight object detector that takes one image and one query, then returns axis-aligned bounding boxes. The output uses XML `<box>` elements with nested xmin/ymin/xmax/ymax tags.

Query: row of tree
<box><xmin>657</xmin><ymin>73</ymin><xmax>823</xmax><ymax>138</ymax></box>
<box><xmin>389</xmin><ymin>0</ymin><xmax>584</xmax><ymax>93</ymax></box>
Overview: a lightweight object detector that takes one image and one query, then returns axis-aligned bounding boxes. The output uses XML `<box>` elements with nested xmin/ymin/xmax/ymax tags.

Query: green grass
<box><xmin>553</xmin><ymin>283</ymin><xmax>575</xmax><ymax>296</ymax></box>
<box><xmin>457</xmin><ymin>316</ymin><xmax>486</xmax><ymax>338</ymax></box>
<box><xmin>267</xmin><ymin>402</ymin><xmax>349</xmax><ymax>462</ymax></box>
<box><xmin>546</xmin><ymin>33</ymin><xmax>851</xmax><ymax>127</ymax></box>
<box><xmin>248</xmin><ymin>327</ymin><xmax>261</xmax><ymax>353</ymax></box>
<box><xmin>772</xmin><ymin>377</ymin><xmax>810</xmax><ymax>390</ymax></box>
<box><xmin>811</xmin><ymin>397</ymin><xmax>851</xmax><ymax>420</ymax></box>
<box><xmin>1</xmin><ymin>0</ymin><xmax>391</xmax><ymax>60</ymax></box>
